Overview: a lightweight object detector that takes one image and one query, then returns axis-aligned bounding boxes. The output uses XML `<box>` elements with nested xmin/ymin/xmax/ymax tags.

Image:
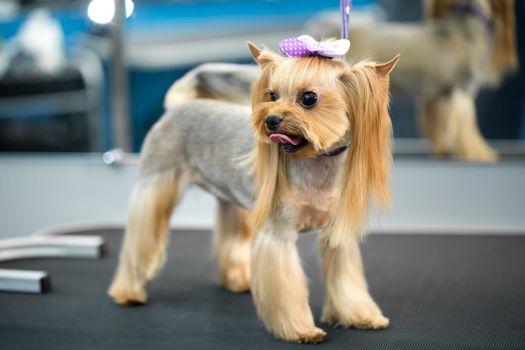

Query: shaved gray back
<box><xmin>140</xmin><ymin>99</ymin><xmax>255</xmax><ymax>209</ymax></box>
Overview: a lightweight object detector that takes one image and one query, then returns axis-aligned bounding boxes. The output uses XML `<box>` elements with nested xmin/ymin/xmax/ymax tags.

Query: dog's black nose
<box><xmin>265</xmin><ymin>116</ymin><xmax>282</xmax><ymax>130</ymax></box>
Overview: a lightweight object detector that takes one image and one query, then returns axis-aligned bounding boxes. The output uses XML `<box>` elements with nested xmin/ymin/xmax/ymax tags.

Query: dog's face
<box><xmin>251</xmin><ymin>54</ymin><xmax>350</xmax><ymax>158</ymax></box>
<box><xmin>247</xmin><ymin>42</ymin><xmax>400</xmax><ymax>241</ymax></box>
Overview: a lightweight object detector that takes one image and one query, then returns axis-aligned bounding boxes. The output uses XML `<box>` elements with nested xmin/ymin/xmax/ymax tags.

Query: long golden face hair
<box><xmin>248</xmin><ymin>42</ymin><xmax>399</xmax><ymax>246</ymax></box>
<box><xmin>425</xmin><ymin>0</ymin><xmax>517</xmax><ymax>74</ymax></box>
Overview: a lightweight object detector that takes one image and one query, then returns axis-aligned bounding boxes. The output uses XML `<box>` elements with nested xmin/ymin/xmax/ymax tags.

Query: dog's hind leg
<box><xmin>214</xmin><ymin>200</ymin><xmax>254</xmax><ymax>293</ymax></box>
<box><xmin>108</xmin><ymin>170</ymin><xmax>184</xmax><ymax>304</ymax></box>
<box><xmin>318</xmin><ymin>236</ymin><xmax>389</xmax><ymax>330</ymax></box>
<box><xmin>421</xmin><ymin>91</ymin><xmax>497</xmax><ymax>162</ymax></box>
<box><xmin>421</xmin><ymin>94</ymin><xmax>457</xmax><ymax>157</ymax></box>
<box><xmin>448</xmin><ymin>90</ymin><xmax>497</xmax><ymax>162</ymax></box>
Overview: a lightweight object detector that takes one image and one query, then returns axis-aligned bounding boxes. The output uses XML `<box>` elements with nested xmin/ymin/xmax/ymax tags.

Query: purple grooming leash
<box><xmin>340</xmin><ymin>0</ymin><xmax>352</xmax><ymax>41</ymax></box>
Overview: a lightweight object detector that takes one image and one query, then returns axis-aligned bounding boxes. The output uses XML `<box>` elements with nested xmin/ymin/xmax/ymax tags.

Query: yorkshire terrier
<box><xmin>166</xmin><ymin>0</ymin><xmax>517</xmax><ymax>163</ymax></box>
<box><xmin>108</xmin><ymin>39</ymin><xmax>399</xmax><ymax>343</ymax></box>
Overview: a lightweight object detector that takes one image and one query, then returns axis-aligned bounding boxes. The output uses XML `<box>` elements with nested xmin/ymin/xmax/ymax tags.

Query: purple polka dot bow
<box><xmin>279</xmin><ymin>35</ymin><xmax>350</xmax><ymax>58</ymax></box>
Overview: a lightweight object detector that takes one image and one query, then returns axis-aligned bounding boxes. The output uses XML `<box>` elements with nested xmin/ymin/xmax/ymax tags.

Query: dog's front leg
<box><xmin>318</xmin><ymin>235</ymin><xmax>389</xmax><ymax>330</ymax></box>
<box><xmin>250</xmin><ymin>225</ymin><xmax>326</xmax><ymax>343</ymax></box>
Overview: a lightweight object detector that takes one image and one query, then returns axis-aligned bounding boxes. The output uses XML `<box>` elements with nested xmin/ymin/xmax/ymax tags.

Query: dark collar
<box><xmin>321</xmin><ymin>145</ymin><xmax>348</xmax><ymax>157</ymax></box>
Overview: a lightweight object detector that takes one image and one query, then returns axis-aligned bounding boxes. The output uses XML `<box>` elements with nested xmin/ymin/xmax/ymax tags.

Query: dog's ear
<box><xmin>489</xmin><ymin>0</ymin><xmax>517</xmax><ymax>73</ymax></box>
<box><xmin>247</xmin><ymin>42</ymin><xmax>290</xmax><ymax>229</ymax></box>
<box><xmin>247</xmin><ymin>42</ymin><xmax>283</xmax><ymax>110</ymax></box>
<box><xmin>322</xmin><ymin>61</ymin><xmax>394</xmax><ymax>247</ymax></box>
<box><xmin>250</xmin><ymin>60</ymin><xmax>271</xmax><ymax>111</ymax></box>
<box><xmin>375</xmin><ymin>54</ymin><xmax>400</xmax><ymax>78</ymax></box>
<box><xmin>247</xmin><ymin>42</ymin><xmax>283</xmax><ymax>68</ymax></box>
<box><xmin>247</xmin><ymin>42</ymin><xmax>286</xmax><ymax>111</ymax></box>
<box><xmin>247</xmin><ymin>42</ymin><xmax>262</xmax><ymax>61</ymax></box>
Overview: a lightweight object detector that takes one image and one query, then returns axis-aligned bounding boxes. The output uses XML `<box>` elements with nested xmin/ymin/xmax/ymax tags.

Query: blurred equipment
<box><xmin>85</xmin><ymin>0</ymin><xmax>132</xmax><ymax>151</ymax></box>
<box><xmin>0</xmin><ymin>0</ymin><xmax>19</xmax><ymax>21</ymax></box>
<box><xmin>0</xmin><ymin>9</ymin><xmax>65</xmax><ymax>78</ymax></box>
<box><xmin>0</xmin><ymin>9</ymin><xmax>104</xmax><ymax>152</ymax></box>
<box><xmin>108</xmin><ymin>0</ymin><xmax>132</xmax><ymax>152</ymax></box>
<box><xmin>87</xmin><ymin>0</ymin><xmax>134</xmax><ymax>25</ymax></box>
<box><xmin>0</xmin><ymin>233</ymin><xmax>103</xmax><ymax>293</ymax></box>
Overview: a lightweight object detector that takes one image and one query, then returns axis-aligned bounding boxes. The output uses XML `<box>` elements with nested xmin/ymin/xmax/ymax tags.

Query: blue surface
<box><xmin>128</xmin><ymin>67</ymin><xmax>191</xmax><ymax>151</ymax></box>
<box><xmin>126</xmin><ymin>0</ymin><xmax>374</xmax><ymax>34</ymax></box>
<box><xmin>2</xmin><ymin>0</ymin><xmax>376</xmax><ymax>40</ymax></box>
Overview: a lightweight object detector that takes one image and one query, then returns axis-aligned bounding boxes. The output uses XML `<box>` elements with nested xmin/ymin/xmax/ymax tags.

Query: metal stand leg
<box><xmin>0</xmin><ymin>234</ymin><xmax>104</xmax><ymax>294</ymax></box>
<box><xmin>0</xmin><ymin>269</ymin><xmax>51</xmax><ymax>293</ymax></box>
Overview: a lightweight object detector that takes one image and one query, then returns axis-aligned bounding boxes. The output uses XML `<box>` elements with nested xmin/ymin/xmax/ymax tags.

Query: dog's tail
<box><xmin>164</xmin><ymin>68</ymin><xmax>201</xmax><ymax>110</ymax></box>
<box><xmin>164</xmin><ymin>63</ymin><xmax>258</xmax><ymax>110</ymax></box>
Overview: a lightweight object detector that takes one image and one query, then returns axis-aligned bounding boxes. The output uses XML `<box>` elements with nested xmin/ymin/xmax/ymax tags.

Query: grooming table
<box><xmin>0</xmin><ymin>228</ymin><xmax>523</xmax><ymax>349</ymax></box>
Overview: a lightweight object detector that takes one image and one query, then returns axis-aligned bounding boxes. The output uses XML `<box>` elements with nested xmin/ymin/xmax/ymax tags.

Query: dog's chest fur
<box><xmin>287</xmin><ymin>153</ymin><xmax>345</xmax><ymax>232</ymax></box>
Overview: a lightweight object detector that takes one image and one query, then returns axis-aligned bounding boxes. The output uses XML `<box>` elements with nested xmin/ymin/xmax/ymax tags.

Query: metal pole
<box><xmin>110</xmin><ymin>0</ymin><xmax>131</xmax><ymax>151</ymax></box>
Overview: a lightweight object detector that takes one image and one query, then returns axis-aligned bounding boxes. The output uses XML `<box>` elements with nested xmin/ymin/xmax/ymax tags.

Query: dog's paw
<box><xmin>296</xmin><ymin>327</ymin><xmax>327</xmax><ymax>344</ymax></box>
<box><xmin>321</xmin><ymin>304</ymin><xmax>389</xmax><ymax>330</ymax></box>
<box><xmin>322</xmin><ymin>312</ymin><xmax>389</xmax><ymax>330</ymax></box>
<box><xmin>460</xmin><ymin>146</ymin><xmax>498</xmax><ymax>163</ymax></box>
<box><xmin>454</xmin><ymin>136</ymin><xmax>498</xmax><ymax>163</ymax></box>
<box><xmin>348</xmin><ymin>315</ymin><xmax>390</xmax><ymax>330</ymax></box>
<box><xmin>221</xmin><ymin>262</ymin><xmax>250</xmax><ymax>293</ymax></box>
<box><xmin>108</xmin><ymin>284</ymin><xmax>147</xmax><ymax>305</ymax></box>
<box><xmin>277</xmin><ymin>327</ymin><xmax>327</xmax><ymax>344</ymax></box>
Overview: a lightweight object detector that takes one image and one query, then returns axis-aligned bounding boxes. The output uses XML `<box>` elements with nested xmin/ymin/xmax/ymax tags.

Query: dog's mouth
<box><xmin>269</xmin><ymin>133</ymin><xmax>308</xmax><ymax>153</ymax></box>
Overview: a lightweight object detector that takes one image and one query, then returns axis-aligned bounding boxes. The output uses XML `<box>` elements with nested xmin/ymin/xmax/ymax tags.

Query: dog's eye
<box><xmin>299</xmin><ymin>91</ymin><xmax>318</xmax><ymax>108</ymax></box>
<box><xmin>269</xmin><ymin>92</ymin><xmax>279</xmax><ymax>102</ymax></box>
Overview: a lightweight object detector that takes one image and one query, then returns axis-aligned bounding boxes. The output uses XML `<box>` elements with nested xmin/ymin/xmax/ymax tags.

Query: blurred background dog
<box><xmin>166</xmin><ymin>0</ymin><xmax>518</xmax><ymax>162</ymax></box>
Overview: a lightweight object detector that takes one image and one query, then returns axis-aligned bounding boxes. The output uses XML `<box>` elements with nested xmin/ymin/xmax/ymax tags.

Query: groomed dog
<box><xmin>108</xmin><ymin>41</ymin><xmax>399</xmax><ymax>343</ymax></box>
<box><xmin>165</xmin><ymin>0</ymin><xmax>517</xmax><ymax>162</ymax></box>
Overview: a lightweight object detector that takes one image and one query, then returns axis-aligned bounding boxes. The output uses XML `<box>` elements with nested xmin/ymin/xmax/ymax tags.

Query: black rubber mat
<box><xmin>1</xmin><ymin>229</ymin><xmax>524</xmax><ymax>349</ymax></box>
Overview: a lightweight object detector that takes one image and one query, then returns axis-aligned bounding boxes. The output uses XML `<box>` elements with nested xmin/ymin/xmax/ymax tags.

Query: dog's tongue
<box><xmin>269</xmin><ymin>133</ymin><xmax>301</xmax><ymax>145</ymax></box>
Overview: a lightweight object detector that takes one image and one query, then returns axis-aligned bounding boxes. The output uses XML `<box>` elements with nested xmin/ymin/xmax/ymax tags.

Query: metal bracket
<box><xmin>0</xmin><ymin>234</ymin><xmax>104</xmax><ymax>293</ymax></box>
<box><xmin>0</xmin><ymin>269</ymin><xmax>51</xmax><ymax>294</ymax></box>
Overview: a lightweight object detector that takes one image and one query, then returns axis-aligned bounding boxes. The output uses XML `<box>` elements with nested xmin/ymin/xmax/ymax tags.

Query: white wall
<box><xmin>0</xmin><ymin>154</ymin><xmax>524</xmax><ymax>238</ymax></box>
